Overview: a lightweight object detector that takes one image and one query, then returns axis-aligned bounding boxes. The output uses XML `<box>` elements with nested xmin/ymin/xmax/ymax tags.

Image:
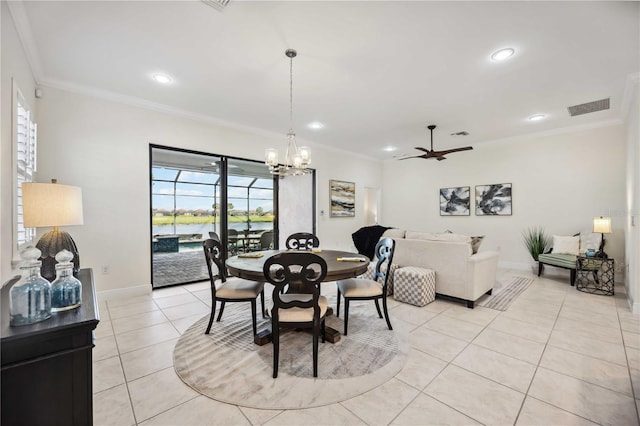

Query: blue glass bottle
<box><xmin>10</xmin><ymin>247</ymin><xmax>52</xmax><ymax>326</ymax></box>
<box><xmin>51</xmin><ymin>250</ymin><xmax>82</xmax><ymax>312</ymax></box>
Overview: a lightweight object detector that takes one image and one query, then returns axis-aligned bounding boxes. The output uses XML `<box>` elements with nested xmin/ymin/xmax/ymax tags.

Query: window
<box><xmin>13</xmin><ymin>80</ymin><xmax>37</xmax><ymax>257</ymax></box>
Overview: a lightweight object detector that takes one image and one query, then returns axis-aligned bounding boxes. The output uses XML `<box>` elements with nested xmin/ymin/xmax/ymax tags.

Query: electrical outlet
<box><xmin>101</xmin><ymin>266</ymin><xmax>110</xmax><ymax>275</ymax></box>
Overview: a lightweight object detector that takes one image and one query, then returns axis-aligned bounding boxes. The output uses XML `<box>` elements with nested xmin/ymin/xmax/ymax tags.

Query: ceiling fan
<box><xmin>402</xmin><ymin>125</ymin><xmax>473</xmax><ymax>161</ymax></box>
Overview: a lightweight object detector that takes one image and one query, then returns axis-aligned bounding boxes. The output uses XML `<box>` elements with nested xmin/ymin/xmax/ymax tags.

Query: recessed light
<box><xmin>308</xmin><ymin>121</ymin><xmax>324</xmax><ymax>130</ymax></box>
<box><xmin>151</xmin><ymin>73</ymin><xmax>174</xmax><ymax>84</ymax></box>
<box><xmin>528</xmin><ymin>114</ymin><xmax>546</xmax><ymax>121</ymax></box>
<box><xmin>490</xmin><ymin>48</ymin><xmax>515</xmax><ymax>62</ymax></box>
<box><xmin>383</xmin><ymin>146</ymin><xmax>397</xmax><ymax>152</ymax></box>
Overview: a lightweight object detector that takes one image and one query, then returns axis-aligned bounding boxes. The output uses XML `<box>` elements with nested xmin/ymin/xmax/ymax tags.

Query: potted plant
<box><xmin>522</xmin><ymin>227</ymin><xmax>551</xmax><ymax>273</ymax></box>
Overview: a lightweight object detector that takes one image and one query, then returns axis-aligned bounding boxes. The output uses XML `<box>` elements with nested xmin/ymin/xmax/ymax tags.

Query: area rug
<box><xmin>477</xmin><ymin>276</ymin><xmax>534</xmax><ymax>311</ymax></box>
<box><xmin>173</xmin><ymin>299</ymin><xmax>409</xmax><ymax>409</ymax></box>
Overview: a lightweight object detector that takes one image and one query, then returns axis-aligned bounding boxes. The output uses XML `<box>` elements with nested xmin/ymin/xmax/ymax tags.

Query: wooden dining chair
<box><xmin>263</xmin><ymin>252</ymin><xmax>328</xmax><ymax>378</ymax></box>
<box><xmin>336</xmin><ymin>238</ymin><xmax>395</xmax><ymax>336</ymax></box>
<box><xmin>203</xmin><ymin>239</ymin><xmax>265</xmax><ymax>336</ymax></box>
<box><xmin>285</xmin><ymin>232</ymin><xmax>320</xmax><ymax>250</ymax></box>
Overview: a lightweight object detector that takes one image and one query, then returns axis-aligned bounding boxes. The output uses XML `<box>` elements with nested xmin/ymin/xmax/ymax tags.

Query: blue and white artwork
<box><xmin>439</xmin><ymin>187</ymin><xmax>470</xmax><ymax>216</ymax></box>
<box><xmin>475</xmin><ymin>183</ymin><xmax>512</xmax><ymax>216</ymax></box>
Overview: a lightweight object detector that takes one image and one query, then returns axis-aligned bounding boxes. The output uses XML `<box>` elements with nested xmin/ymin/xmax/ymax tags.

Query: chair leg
<box><xmin>336</xmin><ymin>289</ymin><xmax>341</xmax><ymax>317</ymax></box>
<box><xmin>260</xmin><ymin>289</ymin><xmax>266</xmax><ymax>318</ymax></box>
<box><xmin>321</xmin><ymin>318</ymin><xmax>326</xmax><ymax>343</ymax></box>
<box><xmin>344</xmin><ymin>299</ymin><xmax>350</xmax><ymax>336</ymax></box>
<box><xmin>216</xmin><ymin>301</ymin><xmax>226</xmax><ymax>321</ymax></box>
<box><xmin>570</xmin><ymin>269</ymin><xmax>576</xmax><ymax>286</ymax></box>
<box><xmin>272</xmin><ymin>321</ymin><xmax>279</xmax><ymax>378</ymax></box>
<box><xmin>374</xmin><ymin>299</ymin><xmax>383</xmax><ymax>318</ymax></box>
<box><xmin>251</xmin><ymin>299</ymin><xmax>257</xmax><ymax>336</ymax></box>
<box><xmin>313</xmin><ymin>322</ymin><xmax>319</xmax><ymax>377</ymax></box>
<box><xmin>205</xmin><ymin>299</ymin><xmax>217</xmax><ymax>334</ymax></box>
<box><xmin>538</xmin><ymin>261</ymin><xmax>544</xmax><ymax>276</ymax></box>
<box><xmin>382</xmin><ymin>296</ymin><xmax>393</xmax><ymax>330</ymax></box>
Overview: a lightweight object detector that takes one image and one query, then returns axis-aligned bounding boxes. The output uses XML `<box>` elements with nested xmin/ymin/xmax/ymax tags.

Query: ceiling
<box><xmin>9</xmin><ymin>1</ymin><xmax>640</xmax><ymax>160</ymax></box>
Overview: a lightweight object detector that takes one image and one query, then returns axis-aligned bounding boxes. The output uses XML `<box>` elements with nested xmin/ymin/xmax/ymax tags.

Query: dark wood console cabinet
<box><xmin>1</xmin><ymin>268</ymin><xmax>99</xmax><ymax>425</ymax></box>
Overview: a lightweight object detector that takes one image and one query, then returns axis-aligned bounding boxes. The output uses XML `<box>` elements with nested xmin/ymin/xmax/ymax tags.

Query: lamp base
<box><xmin>35</xmin><ymin>229</ymin><xmax>80</xmax><ymax>281</ymax></box>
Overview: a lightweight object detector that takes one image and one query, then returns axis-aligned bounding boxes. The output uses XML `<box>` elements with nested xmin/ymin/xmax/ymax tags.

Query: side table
<box><xmin>576</xmin><ymin>256</ymin><xmax>615</xmax><ymax>296</ymax></box>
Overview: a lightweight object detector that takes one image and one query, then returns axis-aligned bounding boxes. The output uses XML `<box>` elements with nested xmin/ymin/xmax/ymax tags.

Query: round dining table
<box><xmin>226</xmin><ymin>249</ymin><xmax>369</xmax><ymax>282</ymax></box>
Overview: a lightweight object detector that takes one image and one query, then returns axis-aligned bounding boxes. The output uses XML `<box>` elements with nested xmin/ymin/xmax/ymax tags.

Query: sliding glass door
<box><xmin>150</xmin><ymin>146</ymin><xmax>277</xmax><ymax>288</ymax></box>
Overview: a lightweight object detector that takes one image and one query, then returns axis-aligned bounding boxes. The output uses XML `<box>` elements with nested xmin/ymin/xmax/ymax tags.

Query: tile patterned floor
<box><xmin>93</xmin><ymin>269</ymin><xmax>640</xmax><ymax>425</ymax></box>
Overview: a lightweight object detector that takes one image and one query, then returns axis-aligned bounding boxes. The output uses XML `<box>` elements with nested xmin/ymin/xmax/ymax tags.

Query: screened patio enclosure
<box><xmin>150</xmin><ymin>146</ymin><xmax>276</xmax><ymax>288</ymax></box>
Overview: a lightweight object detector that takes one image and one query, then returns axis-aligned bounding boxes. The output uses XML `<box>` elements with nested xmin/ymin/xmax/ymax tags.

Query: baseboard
<box><xmin>97</xmin><ymin>284</ymin><xmax>151</xmax><ymax>301</ymax></box>
<box><xmin>630</xmin><ymin>297</ymin><xmax>640</xmax><ymax>315</ymax></box>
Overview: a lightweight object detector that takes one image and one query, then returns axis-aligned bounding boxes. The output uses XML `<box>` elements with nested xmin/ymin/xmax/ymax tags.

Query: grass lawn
<box><xmin>152</xmin><ymin>215</ymin><xmax>274</xmax><ymax>226</ymax></box>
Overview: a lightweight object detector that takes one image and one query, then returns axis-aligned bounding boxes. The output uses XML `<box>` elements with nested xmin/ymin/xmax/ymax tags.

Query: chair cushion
<box><xmin>217</xmin><ymin>279</ymin><xmax>264</xmax><ymax>299</ymax></box>
<box><xmin>551</xmin><ymin>235</ymin><xmax>579</xmax><ymax>255</ymax></box>
<box><xmin>275</xmin><ymin>294</ymin><xmax>328</xmax><ymax>323</ymax></box>
<box><xmin>337</xmin><ymin>278</ymin><xmax>383</xmax><ymax>298</ymax></box>
<box><xmin>538</xmin><ymin>253</ymin><xmax>577</xmax><ymax>269</ymax></box>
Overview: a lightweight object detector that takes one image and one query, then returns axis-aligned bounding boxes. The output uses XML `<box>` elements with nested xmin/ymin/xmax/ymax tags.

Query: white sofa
<box><xmin>383</xmin><ymin>229</ymin><xmax>499</xmax><ymax>308</ymax></box>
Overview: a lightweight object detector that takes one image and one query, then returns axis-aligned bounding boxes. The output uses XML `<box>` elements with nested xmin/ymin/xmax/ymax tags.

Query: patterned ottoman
<box><xmin>393</xmin><ymin>266</ymin><xmax>436</xmax><ymax>307</ymax></box>
<box><xmin>360</xmin><ymin>262</ymin><xmax>399</xmax><ymax>295</ymax></box>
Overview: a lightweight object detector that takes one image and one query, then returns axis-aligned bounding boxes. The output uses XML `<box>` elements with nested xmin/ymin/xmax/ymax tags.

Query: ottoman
<box><xmin>361</xmin><ymin>262</ymin><xmax>399</xmax><ymax>295</ymax></box>
<box><xmin>394</xmin><ymin>266</ymin><xmax>436</xmax><ymax>307</ymax></box>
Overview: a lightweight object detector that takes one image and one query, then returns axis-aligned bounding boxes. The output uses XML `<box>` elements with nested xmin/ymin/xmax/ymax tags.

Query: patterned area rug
<box><xmin>477</xmin><ymin>276</ymin><xmax>534</xmax><ymax>311</ymax></box>
<box><xmin>173</xmin><ymin>299</ymin><xmax>409</xmax><ymax>409</ymax></box>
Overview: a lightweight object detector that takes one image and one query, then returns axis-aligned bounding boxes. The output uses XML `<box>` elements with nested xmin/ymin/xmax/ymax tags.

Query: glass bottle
<box><xmin>10</xmin><ymin>246</ymin><xmax>52</xmax><ymax>326</ymax></box>
<box><xmin>50</xmin><ymin>250</ymin><xmax>82</xmax><ymax>312</ymax></box>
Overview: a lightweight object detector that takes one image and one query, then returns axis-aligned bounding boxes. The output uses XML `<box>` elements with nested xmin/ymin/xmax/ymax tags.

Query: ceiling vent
<box><xmin>567</xmin><ymin>98</ymin><xmax>610</xmax><ymax>117</ymax></box>
<box><xmin>201</xmin><ymin>0</ymin><xmax>230</xmax><ymax>11</ymax></box>
<box><xmin>450</xmin><ymin>131</ymin><xmax>469</xmax><ymax>136</ymax></box>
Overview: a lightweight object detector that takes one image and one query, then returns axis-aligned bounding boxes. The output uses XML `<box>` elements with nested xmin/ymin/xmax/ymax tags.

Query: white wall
<box><xmin>625</xmin><ymin>77</ymin><xmax>640</xmax><ymax>313</ymax></box>
<box><xmin>1</xmin><ymin>2</ymin><xmax>38</xmax><ymax>282</ymax></box>
<box><xmin>30</xmin><ymin>87</ymin><xmax>381</xmax><ymax>296</ymax></box>
<box><xmin>382</xmin><ymin>124</ymin><xmax>627</xmax><ymax>273</ymax></box>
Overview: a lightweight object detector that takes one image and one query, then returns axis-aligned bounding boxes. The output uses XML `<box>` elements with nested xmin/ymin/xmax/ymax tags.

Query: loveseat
<box><xmin>382</xmin><ymin>229</ymin><xmax>499</xmax><ymax>308</ymax></box>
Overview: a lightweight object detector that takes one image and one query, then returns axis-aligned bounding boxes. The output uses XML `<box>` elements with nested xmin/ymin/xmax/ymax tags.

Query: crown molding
<box><xmin>7</xmin><ymin>1</ymin><xmax>44</xmax><ymax>82</ymax></box>
<box><xmin>620</xmin><ymin>72</ymin><xmax>640</xmax><ymax>120</ymax></box>
<box><xmin>39</xmin><ymin>78</ymin><xmax>382</xmax><ymax>164</ymax></box>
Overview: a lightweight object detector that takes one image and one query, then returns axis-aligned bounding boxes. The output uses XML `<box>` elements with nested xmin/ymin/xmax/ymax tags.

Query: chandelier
<box><xmin>265</xmin><ymin>49</ymin><xmax>312</xmax><ymax>177</ymax></box>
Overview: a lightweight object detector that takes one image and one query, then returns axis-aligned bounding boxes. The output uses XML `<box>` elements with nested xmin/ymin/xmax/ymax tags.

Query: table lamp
<box><xmin>23</xmin><ymin>180</ymin><xmax>84</xmax><ymax>281</ymax></box>
<box><xmin>592</xmin><ymin>216</ymin><xmax>611</xmax><ymax>259</ymax></box>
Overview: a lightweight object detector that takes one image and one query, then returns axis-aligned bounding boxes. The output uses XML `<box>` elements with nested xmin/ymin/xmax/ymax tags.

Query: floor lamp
<box><xmin>593</xmin><ymin>216</ymin><xmax>612</xmax><ymax>259</ymax></box>
<box><xmin>23</xmin><ymin>180</ymin><xmax>84</xmax><ymax>281</ymax></box>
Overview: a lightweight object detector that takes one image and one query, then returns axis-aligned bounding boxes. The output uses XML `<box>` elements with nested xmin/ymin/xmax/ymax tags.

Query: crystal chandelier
<box><xmin>265</xmin><ymin>49</ymin><xmax>312</xmax><ymax>177</ymax></box>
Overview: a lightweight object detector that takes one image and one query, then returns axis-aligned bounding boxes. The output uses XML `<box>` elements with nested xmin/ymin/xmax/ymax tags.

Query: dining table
<box><xmin>226</xmin><ymin>249</ymin><xmax>370</xmax><ymax>283</ymax></box>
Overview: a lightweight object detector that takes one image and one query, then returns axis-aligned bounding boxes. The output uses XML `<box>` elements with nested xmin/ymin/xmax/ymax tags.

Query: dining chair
<box><xmin>336</xmin><ymin>238</ymin><xmax>395</xmax><ymax>336</ymax></box>
<box><xmin>227</xmin><ymin>229</ymin><xmax>243</xmax><ymax>254</ymax></box>
<box><xmin>285</xmin><ymin>232</ymin><xmax>320</xmax><ymax>250</ymax></box>
<box><xmin>263</xmin><ymin>252</ymin><xmax>328</xmax><ymax>378</ymax></box>
<box><xmin>203</xmin><ymin>239</ymin><xmax>265</xmax><ymax>336</ymax></box>
<box><xmin>259</xmin><ymin>230</ymin><xmax>274</xmax><ymax>250</ymax></box>
<box><xmin>208</xmin><ymin>231</ymin><xmax>221</xmax><ymax>242</ymax></box>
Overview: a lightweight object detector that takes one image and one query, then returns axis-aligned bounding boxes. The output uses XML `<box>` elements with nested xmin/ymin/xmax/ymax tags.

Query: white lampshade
<box><xmin>593</xmin><ymin>216</ymin><xmax>612</xmax><ymax>234</ymax></box>
<box><xmin>23</xmin><ymin>182</ymin><xmax>84</xmax><ymax>227</ymax></box>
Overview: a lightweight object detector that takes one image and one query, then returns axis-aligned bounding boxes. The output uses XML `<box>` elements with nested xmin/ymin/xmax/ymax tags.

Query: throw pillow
<box><xmin>551</xmin><ymin>235</ymin><xmax>580</xmax><ymax>255</ymax></box>
<box><xmin>470</xmin><ymin>236</ymin><xmax>485</xmax><ymax>254</ymax></box>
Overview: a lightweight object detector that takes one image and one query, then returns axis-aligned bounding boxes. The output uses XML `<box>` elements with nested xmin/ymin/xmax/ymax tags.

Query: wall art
<box><xmin>439</xmin><ymin>186</ymin><xmax>470</xmax><ymax>216</ymax></box>
<box><xmin>475</xmin><ymin>183</ymin><xmax>512</xmax><ymax>216</ymax></box>
<box><xmin>330</xmin><ymin>180</ymin><xmax>355</xmax><ymax>217</ymax></box>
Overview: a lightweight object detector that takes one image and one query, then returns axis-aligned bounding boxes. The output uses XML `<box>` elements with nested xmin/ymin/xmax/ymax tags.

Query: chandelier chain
<box><xmin>289</xmin><ymin>53</ymin><xmax>294</xmax><ymax>131</ymax></box>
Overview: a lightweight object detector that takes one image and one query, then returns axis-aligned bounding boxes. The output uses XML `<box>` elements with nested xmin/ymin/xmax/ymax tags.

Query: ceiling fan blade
<box><xmin>399</xmin><ymin>154</ymin><xmax>428</xmax><ymax>160</ymax></box>
<box><xmin>431</xmin><ymin>146</ymin><xmax>473</xmax><ymax>156</ymax></box>
<box><xmin>414</xmin><ymin>147</ymin><xmax>431</xmax><ymax>153</ymax></box>
<box><xmin>436</xmin><ymin>156</ymin><xmax>446</xmax><ymax>161</ymax></box>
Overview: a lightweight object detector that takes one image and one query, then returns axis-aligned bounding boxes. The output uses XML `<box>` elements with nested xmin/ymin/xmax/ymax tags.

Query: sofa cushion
<box><xmin>383</xmin><ymin>229</ymin><xmax>406</xmax><ymax>239</ymax></box>
<box><xmin>551</xmin><ymin>235</ymin><xmax>579</xmax><ymax>255</ymax></box>
<box><xmin>538</xmin><ymin>253</ymin><xmax>577</xmax><ymax>269</ymax></box>
<box><xmin>405</xmin><ymin>231</ymin><xmax>471</xmax><ymax>243</ymax></box>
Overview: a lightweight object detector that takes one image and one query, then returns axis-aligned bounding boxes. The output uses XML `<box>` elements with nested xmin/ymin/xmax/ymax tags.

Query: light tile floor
<box><xmin>93</xmin><ymin>269</ymin><xmax>640</xmax><ymax>425</ymax></box>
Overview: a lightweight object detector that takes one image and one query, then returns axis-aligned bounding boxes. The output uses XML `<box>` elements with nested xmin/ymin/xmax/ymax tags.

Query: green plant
<box><xmin>522</xmin><ymin>227</ymin><xmax>551</xmax><ymax>261</ymax></box>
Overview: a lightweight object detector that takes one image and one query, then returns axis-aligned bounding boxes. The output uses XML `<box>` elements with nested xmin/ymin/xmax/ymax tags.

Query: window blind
<box><xmin>15</xmin><ymin>88</ymin><xmax>37</xmax><ymax>250</ymax></box>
